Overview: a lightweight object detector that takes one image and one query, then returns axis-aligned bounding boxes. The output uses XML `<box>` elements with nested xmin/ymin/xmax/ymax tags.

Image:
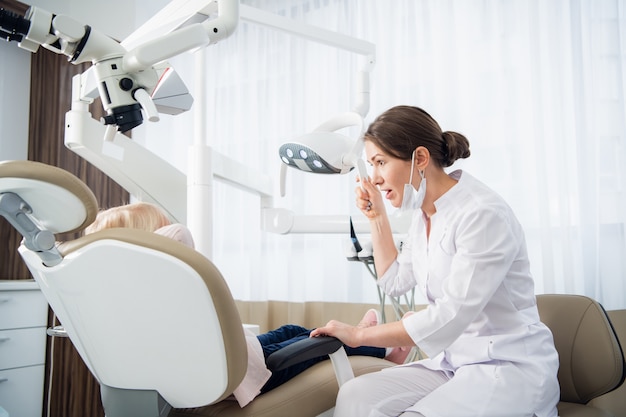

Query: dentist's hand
<box><xmin>356</xmin><ymin>176</ymin><xmax>386</xmax><ymax>220</ymax></box>
<box><xmin>310</xmin><ymin>320</ymin><xmax>362</xmax><ymax>348</ymax></box>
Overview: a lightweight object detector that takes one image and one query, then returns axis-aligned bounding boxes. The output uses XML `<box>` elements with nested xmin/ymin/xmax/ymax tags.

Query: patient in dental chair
<box><xmin>84</xmin><ymin>201</ymin><xmax>195</xmax><ymax>246</ymax></box>
<box><xmin>86</xmin><ymin>202</ymin><xmax>411</xmax><ymax>407</ymax></box>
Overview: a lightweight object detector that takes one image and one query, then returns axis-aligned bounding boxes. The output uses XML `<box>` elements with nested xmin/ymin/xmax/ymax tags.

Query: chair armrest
<box><xmin>266</xmin><ymin>336</ymin><xmax>343</xmax><ymax>371</ymax></box>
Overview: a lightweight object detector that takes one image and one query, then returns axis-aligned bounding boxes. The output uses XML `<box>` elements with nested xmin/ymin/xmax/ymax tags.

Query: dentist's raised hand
<box><xmin>356</xmin><ymin>176</ymin><xmax>386</xmax><ymax>220</ymax></box>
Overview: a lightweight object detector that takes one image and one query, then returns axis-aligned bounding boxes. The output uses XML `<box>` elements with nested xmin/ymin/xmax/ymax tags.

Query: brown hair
<box><xmin>364</xmin><ymin>105</ymin><xmax>470</xmax><ymax>167</ymax></box>
<box><xmin>85</xmin><ymin>202</ymin><xmax>171</xmax><ymax>234</ymax></box>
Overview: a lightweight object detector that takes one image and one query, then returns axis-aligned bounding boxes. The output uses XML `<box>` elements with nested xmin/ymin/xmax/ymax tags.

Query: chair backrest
<box><xmin>0</xmin><ymin>160</ymin><xmax>248</xmax><ymax>409</ymax></box>
<box><xmin>536</xmin><ymin>294</ymin><xmax>625</xmax><ymax>404</ymax></box>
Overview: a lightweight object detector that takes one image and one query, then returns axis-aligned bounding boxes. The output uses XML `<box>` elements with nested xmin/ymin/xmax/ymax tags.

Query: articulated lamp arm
<box><xmin>0</xmin><ymin>1</ymin><xmax>239</xmax><ymax>135</ymax></box>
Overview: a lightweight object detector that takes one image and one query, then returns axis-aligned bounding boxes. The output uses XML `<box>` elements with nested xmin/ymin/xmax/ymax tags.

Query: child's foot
<box><xmin>357</xmin><ymin>309</ymin><xmax>381</xmax><ymax>328</ymax></box>
<box><xmin>385</xmin><ymin>346</ymin><xmax>412</xmax><ymax>364</ymax></box>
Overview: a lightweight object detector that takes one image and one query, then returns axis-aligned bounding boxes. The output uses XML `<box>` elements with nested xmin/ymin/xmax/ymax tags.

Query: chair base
<box><xmin>101</xmin><ymin>385</ymin><xmax>171</xmax><ymax>417</ymax></box>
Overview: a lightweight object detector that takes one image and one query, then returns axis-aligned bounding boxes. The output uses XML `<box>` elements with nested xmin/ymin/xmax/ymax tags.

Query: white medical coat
<box><xmin>378</xmin><ymin>170</ymin><xmax>560</xmax><ymax>417</ymax></box>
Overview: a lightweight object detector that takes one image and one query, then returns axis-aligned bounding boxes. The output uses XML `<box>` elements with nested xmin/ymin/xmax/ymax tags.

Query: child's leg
<box><xmin>258</xmin><ymin>325</ymin><xmax>313</xmax><ymax>362</ymax></box>
<box><xmin>256</xmin><ymin>324</ymin><xmax>310</xmax><ymax>346</ymax></box>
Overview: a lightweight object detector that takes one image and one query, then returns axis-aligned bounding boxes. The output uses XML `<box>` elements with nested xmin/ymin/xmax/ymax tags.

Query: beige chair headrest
<box><xmin>0</xmin><ymin>160</ymin><xmax>98</xmax><ymax>234</ymax></box>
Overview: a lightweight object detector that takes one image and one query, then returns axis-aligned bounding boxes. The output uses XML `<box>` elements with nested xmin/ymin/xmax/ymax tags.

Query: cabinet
<box><xmin>0</xmin><ymin>280</ymin><xmax>48</xmax><ymax>417</ymax></box>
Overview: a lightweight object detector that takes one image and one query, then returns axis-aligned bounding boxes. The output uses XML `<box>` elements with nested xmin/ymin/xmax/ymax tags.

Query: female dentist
<box><xmin>310</xmin><ymin>105</ymin><xmax>560</xmax><ymax>417</ymax></box>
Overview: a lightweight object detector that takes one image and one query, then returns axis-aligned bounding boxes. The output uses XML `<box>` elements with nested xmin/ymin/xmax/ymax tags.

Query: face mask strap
<box><xmin>408</xmin><ymin>150</ymin><xmax>417</xmax><ymax>184</ymax></box>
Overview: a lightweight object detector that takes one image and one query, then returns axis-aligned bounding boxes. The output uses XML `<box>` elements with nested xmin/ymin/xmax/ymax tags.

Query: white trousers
<box><xmin>333</xmin><ymin>361</ymin><xmax>558</xmax><ymax>417</ymax></box>
<box><xmin>333</xmin><ymin>365</ymin><xmax>449</xmax><ymax>417</ymax></box>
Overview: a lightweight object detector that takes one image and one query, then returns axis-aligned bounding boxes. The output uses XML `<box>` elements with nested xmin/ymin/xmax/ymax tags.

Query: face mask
<box><xmin>400</xmin><ymin>150</ymin><xmax>426</xmax><ymax>212</ymax></box>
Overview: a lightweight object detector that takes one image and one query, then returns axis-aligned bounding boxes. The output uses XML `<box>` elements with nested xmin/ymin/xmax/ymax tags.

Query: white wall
<box><xmin>0</xmin><ymin>40</ymin><xmax>30</xmax><ymax>160</ymax></box>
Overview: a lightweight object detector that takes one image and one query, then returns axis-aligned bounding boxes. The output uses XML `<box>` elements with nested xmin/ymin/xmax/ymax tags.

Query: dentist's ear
<box><xmin>415</xmin><ymin>146</ymin><xmax>431</xmax><ymax>170</ymax></box>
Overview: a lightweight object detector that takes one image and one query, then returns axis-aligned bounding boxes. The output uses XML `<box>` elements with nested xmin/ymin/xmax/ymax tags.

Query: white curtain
<box><xmin>135</xmin><ymin>0</ymin><xmax>626</xmax><ymax>310</ymax></box>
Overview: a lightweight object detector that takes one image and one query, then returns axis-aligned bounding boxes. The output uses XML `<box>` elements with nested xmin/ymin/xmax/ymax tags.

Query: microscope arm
<box><xmin>0</xmin><ymin>1</ymin><xmax>239</xmax><ymax>133</ymax></box>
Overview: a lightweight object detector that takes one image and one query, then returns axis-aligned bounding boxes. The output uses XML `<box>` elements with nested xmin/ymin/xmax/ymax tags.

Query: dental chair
<box><xmin>0</xmin><ymin>160</ymin><xmax>393</xmax><ymax>417</ymax></box>
<box><xmin>536</xmin><ymin>294</ymin><xmax>625</xmax><ymax>417</ymax></box>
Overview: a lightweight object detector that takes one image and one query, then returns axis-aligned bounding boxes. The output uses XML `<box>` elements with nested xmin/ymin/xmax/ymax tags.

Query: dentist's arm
<box><xmin>310</xmin><ymin>319</ymin><xmax>413</xmax><ymax>349</ymax></box>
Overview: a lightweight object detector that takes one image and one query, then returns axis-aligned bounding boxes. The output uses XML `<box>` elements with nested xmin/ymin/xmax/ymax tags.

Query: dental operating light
<box><xmin>279</xmin><ymin>111</ymin><xmax>363</xmax><ymax>174</ymax></box>
<box><xmin>277</xmin><ymin>44</ymin><xmax>373</xmax><ymax>197</ymax></box>
<box><xmin>278</xmin><ymin>111</ymin><xmax>369</xmax><ymax>197</ymax></box>
<box><xmin>279</xmin><ymin>134</ymin><xmax>351</xmax><ymax>174</ymax></box>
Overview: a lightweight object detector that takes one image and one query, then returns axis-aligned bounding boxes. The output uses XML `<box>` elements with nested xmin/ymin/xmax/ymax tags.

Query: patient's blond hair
<box><xmin>85</xmin><ymin>202</ymin><xmax>171</xmax><ymax>234</ymax></box>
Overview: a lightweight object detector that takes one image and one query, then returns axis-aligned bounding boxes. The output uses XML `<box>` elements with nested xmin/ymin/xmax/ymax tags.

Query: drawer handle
<box><xmin>47</xmin><ymin>326</ymin><xmax>69</xmax><ymax>338</ymax></box>
<box><xmin>0</xmin><ymin>297</ymin><xmax>10</xmax><ymax>303</ymax></box>
<box><xmin>0</xmin><ymin>337</ymin><xmax>9</xmax><ymax>343</ymax></box>
<box><xmin>0</xmin><ymin>377</ymin><xmax>7</xmax><ymax>383</ymax></box>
